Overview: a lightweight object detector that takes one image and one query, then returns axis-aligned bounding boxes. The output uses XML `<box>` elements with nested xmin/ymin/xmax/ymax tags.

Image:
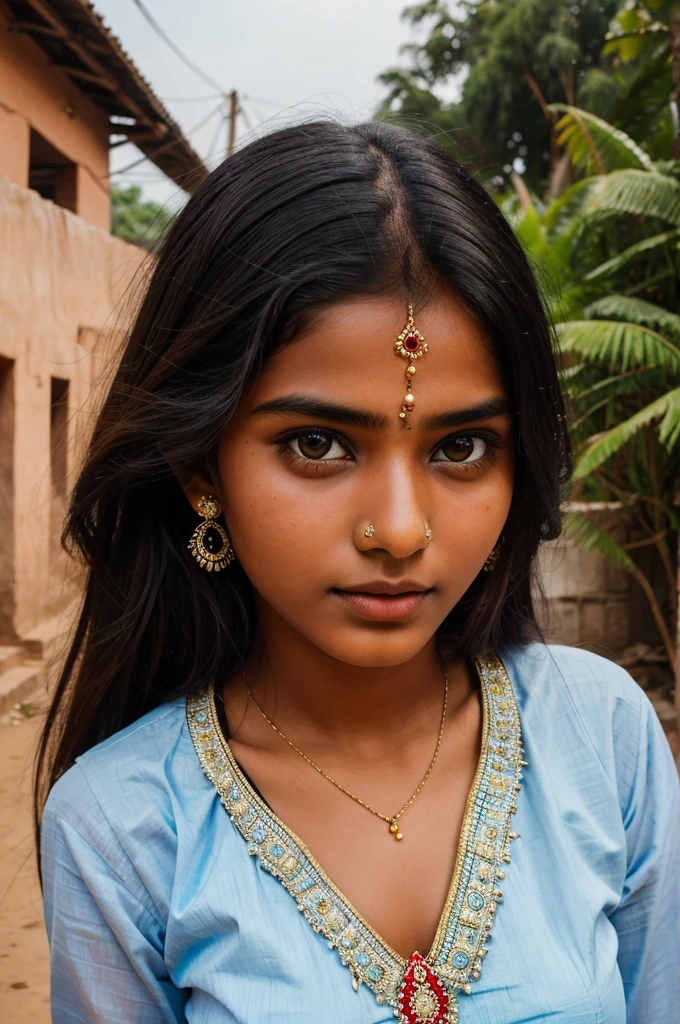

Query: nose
<box><xmin>357</xmin><ymin>459</ymin><xmax>430</xmax><ymax>559</ymax></box>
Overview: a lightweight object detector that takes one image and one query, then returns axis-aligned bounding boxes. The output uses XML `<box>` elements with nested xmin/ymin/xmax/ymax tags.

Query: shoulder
<box><xmin>43</xmin><ymin>696</ymin><xmax>192</xmax><ymax>849</ymax></box>
<box><xmin>41</xmin><ymin>699</ymin><xmax>196</xmax><ymax>931</ymax></box>
<box><xmin>497</xmin><ymin>642</ymin><xmax>670</xmax><ymax>809</ymax></box>
<box><xmin>501</xmin><ymin>641</ymin><xmax>644</xmax><ymax>718</ymax></box>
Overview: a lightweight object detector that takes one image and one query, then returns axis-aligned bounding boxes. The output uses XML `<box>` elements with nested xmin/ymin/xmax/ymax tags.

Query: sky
<box><xmin>93</xmin><ymin>0</ymin><xmax>431</xmax><ymax>210</ymax></box>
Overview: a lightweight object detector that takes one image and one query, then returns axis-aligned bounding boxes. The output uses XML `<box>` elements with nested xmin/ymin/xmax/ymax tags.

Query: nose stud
<box><xmin>362</xmin><ymin>523</ymin><xmax>433</xmax><ymax>542</ymax></box>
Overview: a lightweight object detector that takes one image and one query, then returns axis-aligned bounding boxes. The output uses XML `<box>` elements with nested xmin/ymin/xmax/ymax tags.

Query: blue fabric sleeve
<box><xmin>609</xmin><ymin>691</ymin><xmax>680</xmax><ymax>1022</ymax></box>
<box><xmin>41</xmin><ymin>765</ymin><xmax>187</xmax><ymax>1024</ymax></box>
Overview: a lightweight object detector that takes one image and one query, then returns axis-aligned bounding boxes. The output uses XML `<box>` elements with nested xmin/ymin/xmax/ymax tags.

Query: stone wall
<box><xmin>536</xmin><ymin>503</ymin><xmax>670</xmax><ymax>660</ymax></box>
<box><xmin>537</xmin><ymin>506</ymin><xmax>631</xmax><ymax>655</ymax></box>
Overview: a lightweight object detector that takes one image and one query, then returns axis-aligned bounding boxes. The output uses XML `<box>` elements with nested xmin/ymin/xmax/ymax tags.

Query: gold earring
<box><xmin>424</xmin><ymin>522</ymin><xmax>433</xmax><ymax>541</ymax></box>
<box><xmin>394</xmin><ymin>303</ymin><xmax>428</xmax><ymax>428</ymax></box>
<box><xmin>483</xmin><ymin>538</ymin><xmax>503</xmax><ymax>572</ymax></box>
<box><xmin>364</xmin><ymin>523</ymin><xmax>375</xmax><ymax>539</ymax></box>
<box><xmin>188</xmin><ymin>495</ymin><xmax>235</xmax><ymax>572</ymax></box>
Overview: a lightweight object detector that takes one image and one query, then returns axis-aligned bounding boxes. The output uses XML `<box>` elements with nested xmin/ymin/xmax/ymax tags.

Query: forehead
<box><xmin>248</xmin><ymin>288</ymin><xmax>506</xmax><ymax>411</ymax></box>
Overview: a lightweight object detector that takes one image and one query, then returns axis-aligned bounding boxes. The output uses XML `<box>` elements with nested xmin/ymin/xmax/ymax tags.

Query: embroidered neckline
<box><xmin>186</xmin><ymin>651</ymin><xmax>524</xmax><ymax>1022</ymax></box>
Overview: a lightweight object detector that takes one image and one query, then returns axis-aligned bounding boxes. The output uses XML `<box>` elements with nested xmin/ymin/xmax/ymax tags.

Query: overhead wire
<box><xmin>129</xmin><ymin>0</ymin><xmax>229</xmax><ymax>97</ymax></box>
<box><xmin>160</xmin><ymin>94</ymin><xmax>223</xmax><ymax>103</ymax></box>
<box><xmin>119</xmin><ymin>4</ymin><xmax>293</xmax><ymax>189</ymax></box>
<box><xmin>243</xmin><ymin>93</ymin><xmax>288</xmax><ymax>109</ymax></box>
<box><xmin>242</xmin><ymin>96</ymin><xmax>265</xmax><ymax>123</ymax></box>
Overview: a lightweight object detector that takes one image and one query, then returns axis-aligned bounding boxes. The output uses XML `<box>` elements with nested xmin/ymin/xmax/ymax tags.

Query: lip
<box><xmin>332</xmin><ymin>582</ymin><xmax>434</xmax><ymax>622</ymax></box>
<box><xmin>338</xmin><ymin>579</ymin><xmax>432</xmax><ymax>595</ymax></box>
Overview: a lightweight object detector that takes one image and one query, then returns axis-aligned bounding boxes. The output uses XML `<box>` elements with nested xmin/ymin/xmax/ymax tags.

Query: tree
<box><xmin>110</xmin><ymin>184</ymin><xmax>175</xmax><ymax>250</ymax></box>
<box><xmin>599</xmin><ymin>1</ymin><xmax>680</xmax><ymax>157</ymax></box>
<box><xmin>376</xmin><ymin>0</ymin><xmax>621</xmax><ymax>196</ymax></box>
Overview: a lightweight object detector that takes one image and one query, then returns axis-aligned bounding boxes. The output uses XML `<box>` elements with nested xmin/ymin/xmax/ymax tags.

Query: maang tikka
<box><xmin>394</xmin><ymin>303</ymin><xmax>428</xmax><ymax>428</ymax></box>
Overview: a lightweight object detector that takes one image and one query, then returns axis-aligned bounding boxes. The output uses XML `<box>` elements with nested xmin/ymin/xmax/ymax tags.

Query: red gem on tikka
<box><xmin>397</xmin><ymin>952</ymin><xmax>450</xmax><ymax>1023</ymax></box>
<box><xmin>403</xmin><ymin>334</ymin><xmax>420</xmax><ymax>353</ymax></box>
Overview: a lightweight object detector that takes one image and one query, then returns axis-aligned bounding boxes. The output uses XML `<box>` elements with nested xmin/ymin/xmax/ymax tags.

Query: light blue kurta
<box><xmin>42</xmin><ymin>643</ymin><xmax>680</xmax><ymax>1023</ymax></box>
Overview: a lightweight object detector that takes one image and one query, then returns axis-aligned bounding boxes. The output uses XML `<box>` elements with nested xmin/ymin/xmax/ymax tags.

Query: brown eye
<box><xmin>289</xmin><ymin>432</ymin><xmax>348</xmax><ymax>461</ymax></box>
<box><xmin>434</xmin><ymin>435</ymin><xmax>487</xmax><ymax>464</ymax></box>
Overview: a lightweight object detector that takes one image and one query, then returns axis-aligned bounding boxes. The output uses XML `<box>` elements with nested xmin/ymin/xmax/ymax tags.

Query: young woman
<box><xmin>36</xmin><ymin>121</ymin><xmax>679</xmax><ymax>1024</ymax></box>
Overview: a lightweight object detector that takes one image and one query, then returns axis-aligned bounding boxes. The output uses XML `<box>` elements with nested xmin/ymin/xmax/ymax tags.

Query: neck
<box><xmin>227</xmin><ymin>602</ymin><xmax>474</xmax><ymax>761</ymax></box>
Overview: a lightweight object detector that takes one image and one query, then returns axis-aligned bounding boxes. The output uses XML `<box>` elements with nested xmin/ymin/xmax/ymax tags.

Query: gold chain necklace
<box><xmin>242</xmin><ymin>669</ymin><xmax>449</xmax><ymax>841</ymax></box>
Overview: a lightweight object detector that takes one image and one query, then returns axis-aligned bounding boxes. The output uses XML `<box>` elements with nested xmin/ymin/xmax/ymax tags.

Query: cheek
<box><xmin>436</xmin><ymin>458</ymin><xmax>514</xmax><ymax>569</ymax></box>
<box><xmin>217</xmin><ymin>443</ymin><xmax>340</xmax><ymax>581</ymax></box>
<box><xmin>446</xmin><ymin>450</ymin><xmax>514</xmax><ymax>517</ymax></box>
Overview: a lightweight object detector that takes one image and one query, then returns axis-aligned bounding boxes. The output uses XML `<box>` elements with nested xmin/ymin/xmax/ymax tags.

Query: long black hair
<box><xmin>34</xmin><ymin>120</ymin><xmax>571</xmax><ymax>842</ymax></box>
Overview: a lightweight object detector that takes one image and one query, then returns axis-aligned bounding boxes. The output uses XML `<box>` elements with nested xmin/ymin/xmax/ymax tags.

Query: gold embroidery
<box><xmin>186</xmin><ymin>650</ymin><xmax>524</xmax><ymax>1018</ymax></box>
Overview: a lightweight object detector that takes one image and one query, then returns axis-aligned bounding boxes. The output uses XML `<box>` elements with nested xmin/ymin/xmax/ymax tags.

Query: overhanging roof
<box><xmin>5</xmin><ymin>0</ymin><xmax>209</xmax><ymax>192</ymax></box>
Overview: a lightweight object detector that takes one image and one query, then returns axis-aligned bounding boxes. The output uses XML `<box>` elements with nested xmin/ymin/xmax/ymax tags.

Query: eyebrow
<box><xmin>251</xmin><ymin>396</ymin><xmax>388</xmax><ymax>430</ymax></box>
<box><xmin>250</xmin><ymin>394</ymin><xmax>514</xmax><ymax>432</ymax></box>
<box><xmin>421</xmin><ymin>398</ymin><xmax>514</xmax><ymax>431</ymax></box>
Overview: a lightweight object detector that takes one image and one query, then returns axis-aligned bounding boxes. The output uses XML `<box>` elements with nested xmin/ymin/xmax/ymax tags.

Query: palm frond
<box><xmin>623</xmin><ymin>267</ymin><xmax>677</xmax><ymax>296</ymax></box>
<box><xmin>584</xmin><ymin>295</ymin><xmax>680</xmax><ymax>341</ymax></box>
<box><xmin>582</xmin><ymin>169</ymin><xmax>680</xmax><ymax>226</ymax></box>
<box><xmin>549</xmin><ymin>104</ymin><xmax>656</xmax><ymax>175</ymax></box>
<box><xmin>584</xmin><ymin>229</ymin><xmax>680</xmax><ymax>282</ymax></box>
<box><xmin>566</xmin><ymin>366</ymin><xmax>662</xmax><ymax>402</ymax></box>
<box><xmin>557</xmin><ymin>320</ymin><xmax>680</xmax><ymax>372</ymax></box>
<box><xmin>573</xmin><ymin>387</ymin><xmax>680</xmax><ymax>477</ymax></box>
<box><xmin>563</xmin><ymin>512</ymin><xmax>635</xmax><ymax>572</ymax></box>
<box><xmin>559</xmin><ymin>363</ymin><xmax>590</xmax><ymax>383</ymax></box>
<box><xmin>657</xmin><ymin>387</ymin><xmax>680</xmax><ymax>449</ymax></box>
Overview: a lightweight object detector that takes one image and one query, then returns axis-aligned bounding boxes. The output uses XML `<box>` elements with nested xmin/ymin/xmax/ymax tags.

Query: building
<box><xmin>0</xmin><ymin>0</ymin><xmax>208</xmax><ymax>705</ymax></box>
<box><xmin>0</xmin><ymin>0</ymin><xmax>207</xmax><ymax>228</ymax></box>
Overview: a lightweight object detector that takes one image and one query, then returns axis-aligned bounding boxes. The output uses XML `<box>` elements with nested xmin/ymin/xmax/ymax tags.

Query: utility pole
<box><xmin>227</xmin><ymin>89</ymin><xmax>238</xmax><ymax>157</ymax></box>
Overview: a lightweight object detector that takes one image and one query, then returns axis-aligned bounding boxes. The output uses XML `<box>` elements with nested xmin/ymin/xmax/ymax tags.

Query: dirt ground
<box><xmin>0</xmin><ymin>708</ymin><xmax>49</xmax><ymax>1022</ymax></box>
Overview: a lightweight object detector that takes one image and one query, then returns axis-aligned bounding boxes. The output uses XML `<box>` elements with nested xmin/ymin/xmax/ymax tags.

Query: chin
<box><xmin>310</xmin><ymin>626</ymin><xmax>436</xmax><ymax>669</ymax></box>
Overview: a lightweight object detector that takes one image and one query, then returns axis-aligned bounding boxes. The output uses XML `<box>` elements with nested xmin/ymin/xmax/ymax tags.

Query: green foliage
<box><xmin>376</xmin><ymin>0</ymin><xmax>622</xmax><ymax>193</ymax></box>
<box><xmin>603</xmin><ymin>0</ymin><xmax>671</xmax><ymax>64</ymax></box>
<box><xmin>110</xmin><ymin>184</ymin><xmax>175</xmax><ymax>250</ymax></box>
<box><xmin>573</xmin><ymin>387</ymin><xmax>680</xmax><ymax>477</ymax></box>
<box><xmin>583</xmin><ymin>229</ymin><xmax>680</xmax><ymax>282</ymax></box>
<box><xmin>518</xmin><ymin>97</ymin><xmax>680</xmax><ymax>662</ymax></box>
<box><xmin>557</xmin><ymin>319</ymin><xmax>680</xmax><ymax>373</ymax></box>
<box><xmin>598</xmin><ymin>2</ymin><xmax>674</xmax><ymax>159</ymax></box>
<box><xmin>583</xmin><ymin>295</ymin><xmax>680</xmax><ymax>339</ymax></box>
<box><xmin>377</xmin><ymin>0</ymin><xmax>678</xmax><ymax>192</ymax></box>
<box><xmin>550</xmin><ymin>104</ymin><xmax>656</xmax><ymax>174</ymax></box>
<box><xmin>564</xmin><ymin>512</ymin><xmax>635</xmax><ymax>572</ymax></box>
<box><xmin>548</xmin><ymin>131</ymin><xmax>680</xmax><ymax>485</ymax></box>
<box><xmin>580</xmin><ymin>169</ymin><xmax>680</xmax><ymax>222</ymax></box>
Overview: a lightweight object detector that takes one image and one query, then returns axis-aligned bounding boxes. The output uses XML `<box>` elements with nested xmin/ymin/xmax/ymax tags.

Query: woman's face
<box><xmin>196</xmin><ymin>288</ymin><xmax>514</xmax><ymax>668</ymax></box>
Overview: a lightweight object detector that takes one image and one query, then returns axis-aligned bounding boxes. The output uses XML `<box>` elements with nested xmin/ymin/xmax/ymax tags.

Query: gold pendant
<box><xmin>389</xmin><ymin>819</ymin><xmax>404</xmax><ymax>841</ymax></box>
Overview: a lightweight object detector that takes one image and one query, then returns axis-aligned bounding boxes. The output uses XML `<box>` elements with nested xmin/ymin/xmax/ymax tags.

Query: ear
<box><xmin>174</xmin><ymin>464</ymin><xmax>225</xmax><ymax>516</ymax></box>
